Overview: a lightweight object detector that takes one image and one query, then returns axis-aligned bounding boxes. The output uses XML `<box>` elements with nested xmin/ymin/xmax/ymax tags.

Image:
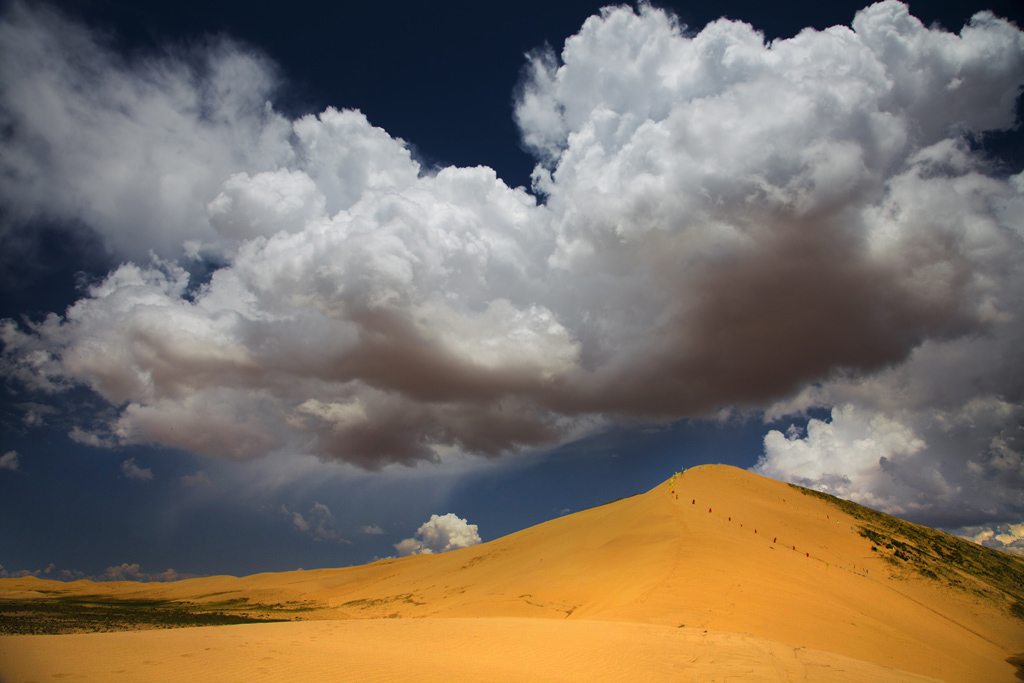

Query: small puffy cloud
<box><xmin>0</xmin><ymin>450</ymin><xmax>18</xmax><ymax>471</ymax></box>
<box><xmin>360</xmin><ymin>524</ymin><xmax>386</xmax><ymax>535</ymax></box>
<box><xmin>281</xmin><ymin>501</ymin><xmax>345</xmax><ymax>542</ymax></box>
<box><xmin>99</xmin><ymin>563</ymin><xmax>180</xmax><ymax>582</ymax></box>
<box><xmin>120</xmin><ymin>457</ymin><xmax>153</xmax><ymax>481</ymax></box>
<box><xmin>20</xmin><ymin>403</ymin><xmax>56</xmax><ymax>428</ymax></box>
<box><xmin>100</xmin><ymin>562</ymin><xmax>143</xmax><ymax>580</ymax></box>
<box><xmin>69</xmin><ymin>426</ymin><xmax>113</xmax><ymax>448</ymax></box>
<box><xmin>0</xmin><ymin>563</ymin><xmax>85</xmax><ymax>581</ymax></box>
<box><xmin>286</xmin><ymin>507</ymin><xmax>310</xmax><ymax>532</ymax></box>
<box><xmin>394</xmin><ymin>513</ymin><xmax>481</xmax><ymax>556</ymax></box>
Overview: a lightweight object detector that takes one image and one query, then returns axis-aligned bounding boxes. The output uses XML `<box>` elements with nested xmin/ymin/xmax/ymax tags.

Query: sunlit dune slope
<box><xmin>3</xmin><ymin>465</ymin><xmax>1023</xmax><ymax>682</ymax></box>
<box><xmin>1</xmin><ymin>618</ymin><xmax>944</xmax><ymax>682</ymax></box>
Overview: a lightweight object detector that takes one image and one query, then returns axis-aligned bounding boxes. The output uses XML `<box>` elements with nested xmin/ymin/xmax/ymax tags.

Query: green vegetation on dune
<box><xmin>0</xmin><ymin>594</ymin><xmax>315</xmax><ymax>635</ymax></box>
<box><xmin>791</xmin><ymin>484</ymin><xmax>1024</xmax><ymax>620</ymax></box>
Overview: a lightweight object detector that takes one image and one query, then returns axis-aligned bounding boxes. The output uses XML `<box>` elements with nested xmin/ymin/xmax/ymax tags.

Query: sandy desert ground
<box><xmin>2</xmin><ymin>618</ymin><xmax>944</xmax><ymax>682</ymax></box>
<box><xmin>2</xmin><ymin>465</ymin><xmax>1022</xmax><ymax>682</ymax></box>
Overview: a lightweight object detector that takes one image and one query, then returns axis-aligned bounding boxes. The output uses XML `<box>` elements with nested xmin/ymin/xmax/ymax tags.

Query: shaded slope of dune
<box><xmin>2</xmin><ymin>465</ymin><xmax>1023</xmax><ymax>682</ymax></box>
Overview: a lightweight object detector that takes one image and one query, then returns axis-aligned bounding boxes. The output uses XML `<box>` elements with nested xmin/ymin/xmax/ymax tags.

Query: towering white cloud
<box><xmin>515</xmin><ymin>1</ymin><xmax>1024</xmax><ymax>417</ymax></box>
<box><xmin>1</xmin><ymin>1</ymin><xmax>1023</xmax><ymax>529</ymax></box>
<box><xmin>394</xmin><ymin>513</ymin><xmax>481</xmax><ymax>555</ymax></box>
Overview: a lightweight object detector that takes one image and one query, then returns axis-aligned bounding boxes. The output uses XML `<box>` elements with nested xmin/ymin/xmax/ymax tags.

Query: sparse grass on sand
<box><xmin>792</xmin><ymin>483</ymin><xmax>1024</xmax><ymax>620</ymax></box>
<box><xmin>0</xmin><ymin>595</ymin><xmax>308</xmax><ymax>635</ymax></box>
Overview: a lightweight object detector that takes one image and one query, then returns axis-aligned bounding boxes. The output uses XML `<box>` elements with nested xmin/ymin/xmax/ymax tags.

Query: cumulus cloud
<box><xmin>394</xmin><ymin>513</ymin><xmax>481</xmax><ymax>555</ymax></box>
<box><xmin>0</xmin><ymin>450</ymin><xmax>18</xmax><ymax>471</ymax></box>
<box><xmin>360</xmin><ymin>524</ymin><xmax>386</xmax><ymax>535</ymax></box>
<box><xmin>0</xmin><ymin>2</ymin><xmax>293</xmax><ymax>261</ymax></box>
<box><xmin>753</xmin><ymin>345</ymin><xmax>1024</xmax><ymax>527</ymax></box>
<box><xmin>516</xmin><ymin>2</ymin><xmax>1024</xmax><ymax>418</ymax></box>
<box><xmin>120</xmin><ymin>457</ymin><xmax>153</xmax><ymax>481</ymax></box>
<box><xmin>0</xmin><ymin>2</ymin><xmax>1023</xmax><ymax>529</ymax></box>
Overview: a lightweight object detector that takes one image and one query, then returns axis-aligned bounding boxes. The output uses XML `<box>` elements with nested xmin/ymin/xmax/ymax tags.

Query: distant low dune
<box><xmin>3</xmin><ymin>465</ymin><xmax>1023</xmax><ymax>682</ymax></box>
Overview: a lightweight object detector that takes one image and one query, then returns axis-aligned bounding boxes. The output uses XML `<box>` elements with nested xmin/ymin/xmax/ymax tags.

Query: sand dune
<box><xmin>2</xmin><ymin>465</ymin><xmax>1022</xmax><ymax>681</ymax></box>
<box><xmin>2</xmin><ymin>618</ymin><xmax>942</xmax><ymax>682</ymax></box>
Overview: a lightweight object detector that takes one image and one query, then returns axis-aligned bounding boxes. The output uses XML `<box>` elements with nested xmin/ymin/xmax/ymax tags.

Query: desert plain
<box><xmin>1</xmin><ymin>464</ymin><xmax>1022</xmax><ymax>681</ymax></box>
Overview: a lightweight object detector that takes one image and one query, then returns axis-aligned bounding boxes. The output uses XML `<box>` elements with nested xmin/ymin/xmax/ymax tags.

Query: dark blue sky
<box><xmin>2</xmin><ymin>0</ymin><xmax>1023</xmax><ymax>579</ymax></box>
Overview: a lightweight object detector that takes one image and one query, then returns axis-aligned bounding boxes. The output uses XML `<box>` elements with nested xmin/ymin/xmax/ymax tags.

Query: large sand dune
<box><xmin>2</xmin><ymin>465</ymin><xmax>1022</xmax><ymax>681</ymax></box>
